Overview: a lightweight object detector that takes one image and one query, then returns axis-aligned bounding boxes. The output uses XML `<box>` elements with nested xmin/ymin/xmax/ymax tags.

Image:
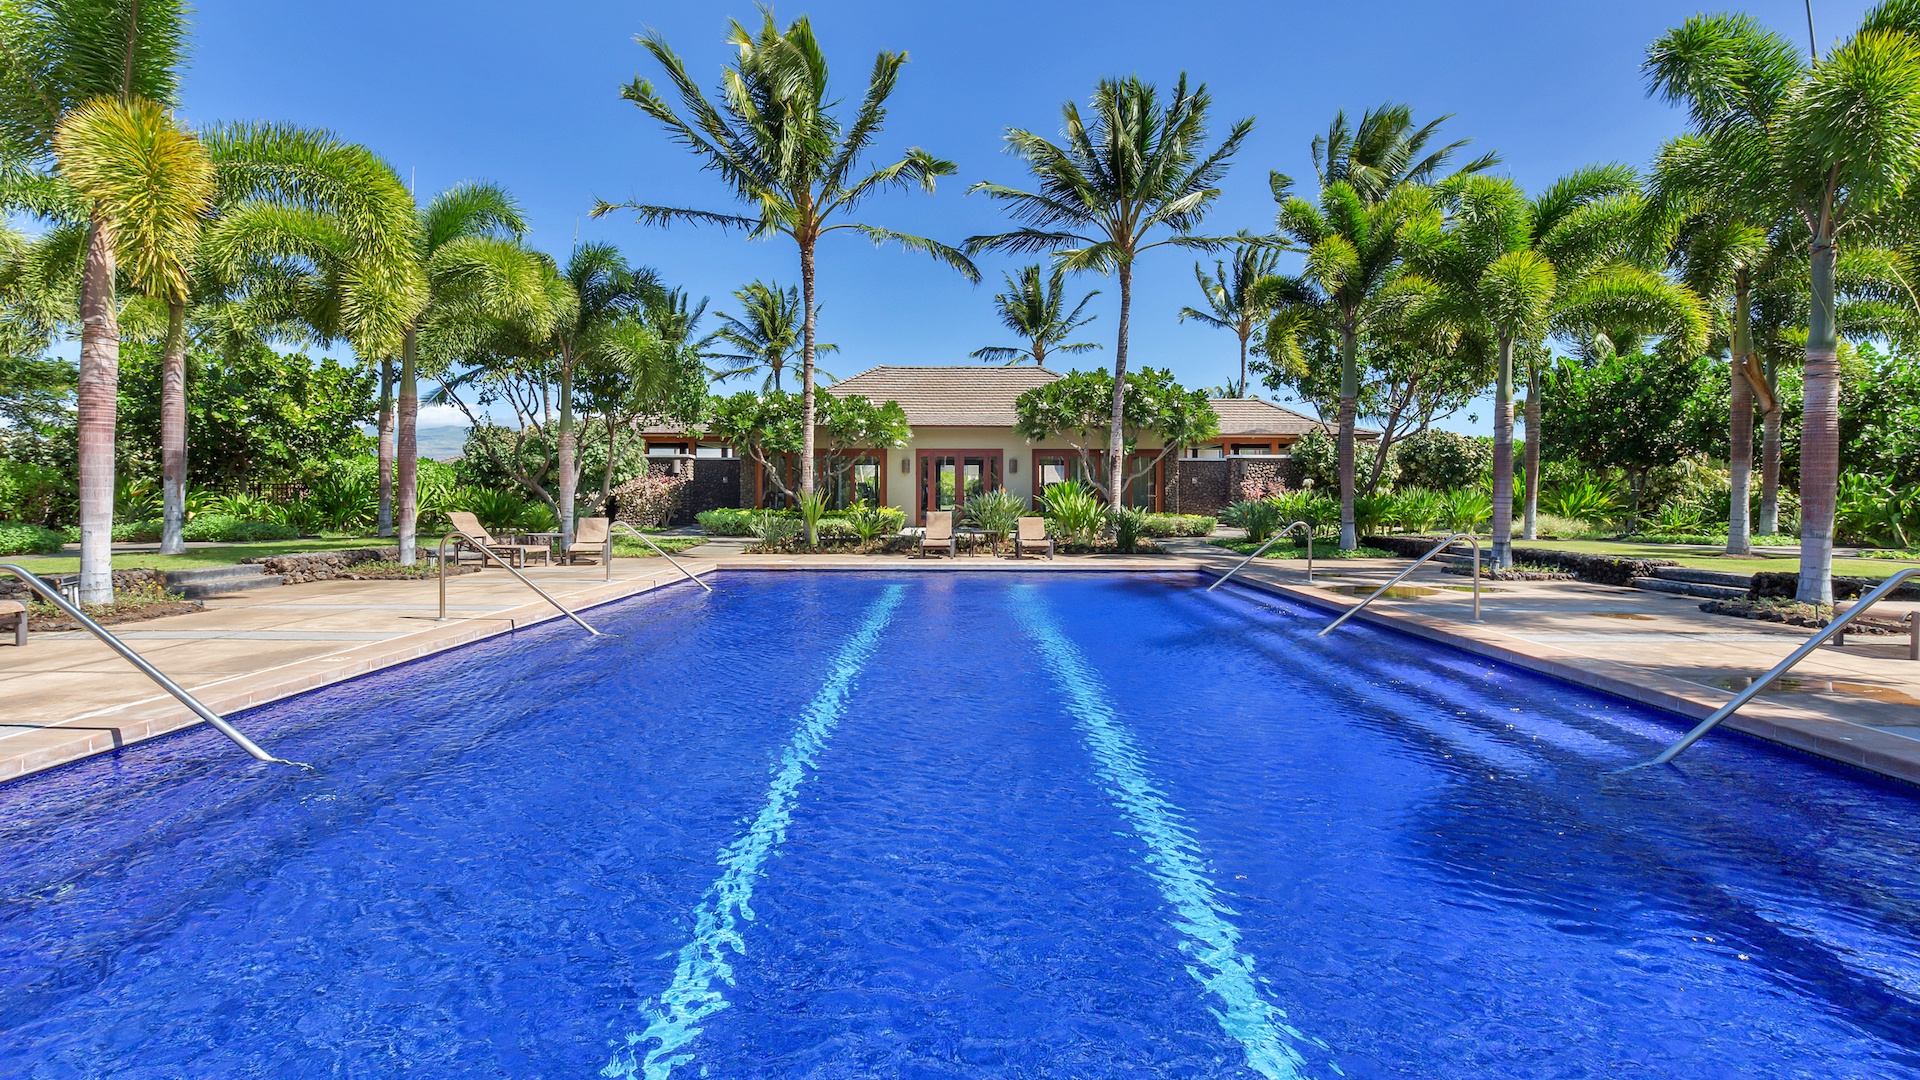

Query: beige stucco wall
<box><xmin>881</xmin><ymin>425</ymin><xmax>1166</xmax><ymax>519</ymax></box>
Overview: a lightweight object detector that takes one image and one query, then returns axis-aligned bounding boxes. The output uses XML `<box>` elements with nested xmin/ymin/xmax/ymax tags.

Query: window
<box><xmin>823</xmin><ymin>458</ymin><xmax>883</xmax><ymax>510</ymax></box>
<box><xmin>918</xmin><ymin>450</ymin><xmax>1001</xmax><ymax>521</ymax></box>
<box><xmin>695</xmin><ymin>444</ymin><xmax>731</xmax><ymax>458</ymax></box>
<box><xmin>1231</xmin><ymin>443</ymin><xmax>1273</xmax><ymax>456</ymax></box>
<box><xmin>647</xmin><ymin>441</ymin><xmax>689</xmax><ymax>456</ymax></box>
<box><xmin>1185</xmin><ymin>445</ymin><xmax>1225</xmax><ymax>459</ymax></box>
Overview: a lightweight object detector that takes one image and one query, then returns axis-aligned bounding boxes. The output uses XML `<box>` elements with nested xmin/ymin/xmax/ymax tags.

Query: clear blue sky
<box><xmin>181</xmin><ymin>1</ymin><xmax>1869</xmax><ymax>431</ymax></box>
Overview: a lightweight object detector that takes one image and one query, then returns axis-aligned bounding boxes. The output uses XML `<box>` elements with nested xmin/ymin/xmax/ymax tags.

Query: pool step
<box><xmin>160</xmin><ymin>565</ymin><xmax>286</xmax><ymax>598</ymax></box>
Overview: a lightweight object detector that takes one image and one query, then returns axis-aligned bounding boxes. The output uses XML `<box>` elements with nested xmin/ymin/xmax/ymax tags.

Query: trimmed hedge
<box><xmin>1141</xmin><ymin>513</ymin><xmax>1216</xmax><ymax>538</ymax></box>
<box><xmin>0</xmin><ymin>520</ymin><xmax>65</xmax><ymax>556</ymax></box>
<box><xmin>1365</xmin><ymin>535</ymin><xmax>1678</xmax><ymax>586</ymax></box>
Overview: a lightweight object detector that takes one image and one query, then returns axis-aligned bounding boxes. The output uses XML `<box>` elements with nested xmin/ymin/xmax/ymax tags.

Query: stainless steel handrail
<box><xmin>1207</xmin><ymin>520</ymin><xmax>1314</xmax><ymax>591</ymax></box>
<box><xmin>435</xmin><ymin>531</ymin><xmax>601</xmax><ymax>635</ymax></box>
<box><xmin>607</xmin><ymin>522</ymin><xmax>712</xmax><ymax>591</ymax></box>
<box><xmin>0</xmin><ymin>563</ymin><xmax>303</xmax><ymax>767</ymax></box>
<box><xmin>1638</xmin><ymin>566</ymin><xmax>1920</xmax><ymax>766</ymax></box>
<box><xmin>1319</xmin><ymin>532</ymin><xmax>1482</xmax><ymax>636</ymax></box>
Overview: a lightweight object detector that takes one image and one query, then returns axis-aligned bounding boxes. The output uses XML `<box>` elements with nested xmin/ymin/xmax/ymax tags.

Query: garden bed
<box><xmin>242</xmin><ymin>546</ymin><xmax>405</xmax><ymax>583</ymax></box>
<box><xmin>26</xmin><ymin>582</ymin><xmax>203</xmax><ymax>631</ymax></box>
<box><xmin>1443</xmin><ymin>562</ymin><xmax>1576</xmax><ymax>582</ymax></box>
<box><xmin>1700</xmin><ymin>597</ymin><xmax>1908</xmax><ymax>635</ymax></box>
<box><xmin>1365</xmin><ymin>535</ymin><xmax>1677</xmax><ymax>586</ymax></box>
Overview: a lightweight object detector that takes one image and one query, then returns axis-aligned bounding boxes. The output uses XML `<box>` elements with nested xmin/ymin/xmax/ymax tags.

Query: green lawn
<box><xmin>612</xmin><ymin>536</ymin><xmax>707</xmax><ymax>557</ymax></box>
<box><xmin>1509</xmin><ymin>538</ymin><xmax>1918</xmax><ymax>578</ymax></box>
<box><xmin>9</xmin><ymin>537</ymin><xmax>390</xmax><ymax>574</ymax></box>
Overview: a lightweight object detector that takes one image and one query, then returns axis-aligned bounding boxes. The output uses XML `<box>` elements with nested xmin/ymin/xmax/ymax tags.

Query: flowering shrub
<box><xmin>614</xmin><ymin>472</ymin><xmax>689</xmax><ymax>529</ymax></box>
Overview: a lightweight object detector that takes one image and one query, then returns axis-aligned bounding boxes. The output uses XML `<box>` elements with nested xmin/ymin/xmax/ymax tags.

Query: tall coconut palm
<box><xmin>390</xmin><ymin>184</ymin><xmax>560</xmax><ymax>563</ymax></box>
<box><xmin>1309</xmin><ymin>103</ymin><xmax>1500</xmax><ymax>205</ymax></box>
<box><xmin>0</xmin><ymin>0</ymin><xmax>188</xmax><ymax>602</ymax></box>
<box><xmin>1408</xmin><ymin>170</ymin><xmax>1706</xmax><ymax>568</ymax></box>
<box><xmin>970</xmin><ymin>264</ymin><xmax>1100</xmax><ymax>367</ymax></box>
<box><xmin>1646</xmin><ymin>5</ymin><xmax>1920</xmax><ymax>602</ymax></box>
<box><xmin>711</xmin><ymin>280</ymin><xmax>835</xmax><ymax>391</ymax></box>
<box><xmin>1179</xmin><ymin>245</ymin><xmax>1278</xmax><ymax>396</ymax></box>
<box><xmin>597</xmin><ymin>12</ymin><xmax>974</xmax><ymax>500</ymax></box>
<box><xmin>967</xmin><ymin>75</ymin><xmax>1250</xmax><ymax>507</ymax></box>
<box><xmin>1262</xmin><ymin>181</ymin><xmax>1436</xmax><ymax>548</ymax></box>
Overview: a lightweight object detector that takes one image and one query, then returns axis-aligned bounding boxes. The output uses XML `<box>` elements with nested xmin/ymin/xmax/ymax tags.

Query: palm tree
<box><xmin>967</xmin><ymin>75</ymin><xmax>1250</xmax><ymax>507</ymax></box>
<box><xmin>1646</xmin><ymin>5</ymin><xmax>1920</xmax><ymax>602</ymax></box>
<box><xmin>1307</xmin><ymin>103</ymin><xmax>1499</xmax><ymax>204</ymax></box>
<box><xmin>395</xmin><ymin>183</ymin><xmax>559</xmax><ymax>564</ymax></box>
<box><xmin>1408</xmin><ymin>170</ymin><xmax>1706</xmax><ymax>568</ymax></box>
<box><xmin>1179</xmin><ymin>245</ymin><xmax>1278</xmax><ymax>396</ymax></box>
<box><xmin>971</xmin><ymin>264</ymin><xmax>1100</xmax><ymax>367</ymax></box>
<box><xmin>711</xmin><ymin>280</ymin><xmax>836</xmax><ymax>391</ymax></box>
<box><xmin>1263</xmin><ymin>182</ymin><xmax>1436</xmax><ymax>549</ymax></box>
<box><xmin>597</xmin><ymin>12</ymin><xmax>975</xmax><ymax>501</ymax></box>
<box><xmin>0</xmin><ymin>0</ymin><xmax>189</xmax><ymax>602</ymax></box>
<box><xmin>549</xmin><ymin>243</ymin><xmax>660</xmax><ymax>546</ymax></box>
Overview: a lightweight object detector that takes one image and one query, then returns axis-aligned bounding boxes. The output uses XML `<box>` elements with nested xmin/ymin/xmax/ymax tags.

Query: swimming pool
<box><xmin>3</xmin><ymin>570</ymin><xmax>1918</xmax><ymax>1078</ymax></box>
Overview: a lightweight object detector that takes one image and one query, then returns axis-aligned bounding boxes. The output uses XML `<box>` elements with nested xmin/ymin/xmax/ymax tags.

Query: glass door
<box><xmin>918</xmin><ymin>450</ymin><xmax>1002</xmax><ymax>523</ymax></box>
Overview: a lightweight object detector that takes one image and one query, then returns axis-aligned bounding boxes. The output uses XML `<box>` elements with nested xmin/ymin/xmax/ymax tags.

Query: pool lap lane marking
<box><xmin>601</xmin><ymin>584</ymin><xmax>906</xmax><ymax>1080</ymax></box>
<box><xmin>1011</xmin><ymin>584</ymin><xmax>1334</xmax><ymax>1080</ymax></box>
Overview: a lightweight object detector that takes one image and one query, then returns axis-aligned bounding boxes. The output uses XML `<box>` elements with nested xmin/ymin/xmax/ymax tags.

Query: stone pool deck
<box><xmin>4</xmin><ymin>539</ymin><xmax>1920</xmax><ymax>785</ymax></box>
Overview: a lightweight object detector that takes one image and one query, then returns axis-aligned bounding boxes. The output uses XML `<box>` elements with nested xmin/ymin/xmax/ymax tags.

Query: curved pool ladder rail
<box><xmin>1636</xmin><ymin>566</ymin><xmax>1920</xmax><ymax>768</ymax></box>
<box><xmin>0</xmin><ymin>563</ymin><xmax>304</xmax><ymax>768</ymax></box>
<box><xmin>435</xmin><ymin>531</ymin><xmax>602</xmax><ymax>635</ymax></box>
<box><xmin>1319</xmin><ymin>533</ymin><xmax>1482</xmax><ymax>637</ymax></box>
<box><xmin>606</xmin><ymin>522</ymin><xmax>712</xmax><ymax>591</ymax></box>
<box><xmin>1207</xmin><ymin>520</ymin><xmax>1314</xmax><ymax>591</ymax></box>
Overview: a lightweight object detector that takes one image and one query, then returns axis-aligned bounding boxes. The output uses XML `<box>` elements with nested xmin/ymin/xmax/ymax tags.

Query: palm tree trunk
<box><xmin>1796</xmin><ymin>236</ymin><xmax>1839</xmax><ymax>605</ymax></box>
<box><xmin>799</xmin><ymin>240</ymin><xmax>817</xmax><ymax>502</ymax></box>
<box><xmin>1107</xmin><ymin>262</ymin><xmax>1133</xmax><ymax>509</ymax></box>
<box><xmin>1522</xmin><ymin>363</ymin><xmax>1541</xmax><ymax>542</ymax></box>
<box><xmin>158</xmin><ymin>300</ymin><xmax>189</xmax><ymax>556</ymax></box>
<box><xmin>557</xmin><ymin>355</ymin><xmax>577</xmax><ymax>549</ymax></box>
<box><xmin>1727</xmin><ymin>273</ymin><xmax>1755</xmax><ymax>557</ymax></box>
<box><xmin>1491</xmin><ymin>335</ymin><xmax>1515</xmax><ymax>569</ymax></box>
<box><xmin>77</xmin><ymin>220</ymin><xmax>120</xmax><ymax>605</ymax></box>
<box><xmin>396</xmin><ymin>327</ymin><xmax>420</xmax><ymax>565</ymax></box>
<box><xmin>1237</xmin><ymin>333</ymin><xmax>1248</xmax><ymax>398</ymax></box>
<box><xmin>1337</xmin><ymin>320</ymin><xmax>1358</xmax><ymax>550</ymax></box>
<box><xmin>377</xmin><ymin>357</ymin><xmax>395</xmax><ymax>537</ymax></box>
<box><xmin>1759</xmin><ymin>398</ymin><xmax>1782</xmax><ymax>535</ymax></box>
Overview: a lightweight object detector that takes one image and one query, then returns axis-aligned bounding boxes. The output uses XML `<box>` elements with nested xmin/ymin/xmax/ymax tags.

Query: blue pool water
<box><xmin>3</xmin><ymin>571</ymin><xmax>1920</xmax><ymax>1078</ymax></box>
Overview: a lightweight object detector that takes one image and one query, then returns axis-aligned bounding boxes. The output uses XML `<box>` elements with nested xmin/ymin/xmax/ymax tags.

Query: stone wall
<box><xmin>0</xmin><ymin>567</ymin><xmax>165</xmax><ymax>601</ymax></box>
<box><xmin>1749</xmin><ymin>571</ymin><xmax>1920</xmax><ymax>601</ymax></box>
<box><xmin>611</xmin><ymin>456</ymin><xmax>743</xmax><ymax>525</ymax></box>
<box><xmin>1165</xmin><ymin>459</ymin><xmax>1229</xmax><ymax>516</ymax></box>
<box><xmin>241</xmin><ymin>546</ymin><xmax>399</xmax><ymax>583</ymax></box>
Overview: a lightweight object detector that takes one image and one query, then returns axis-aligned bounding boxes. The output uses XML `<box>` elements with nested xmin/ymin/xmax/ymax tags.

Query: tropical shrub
<box><xmin>1140</xmin><ymin>513</ymin><xmax>1216</xmax><ymax>537</ymax></box>
<box><xmin>1648</xmin><ymin>501</ymin><xmax>1708</xmax><ymax>536</ymax></box>
<box><xmin>1533</xmin><ymin>512</ymin><xmax>1601</xmax><ymax>538</ymax></box>
<box><xmin>1541</xmin><ymin>476</ymin><xmax>1618</xmax><ymax>524</ymax></box>
<box><xmin>751</xmin><ymin>510</ymin><xmax>805</xmax><ymax>549</ymax></box>
<box><xmin>1112</xmin><ymin>507</ymin><xmax>1151</xmax><ymax>554</ymax></box>
<box><xmin>0</xmin><ymin>521</ymin><xmax>64</xmax><ymax>555</ymax></box>
<box><xmin>1439</xmin><ymin>488</ymin><xmax>1493</xmax><ymax>534</ymax></box>
<box><xmin>796</xmin><ymin>492</ymin><xmax>830</xmax><ymax>548</ymax></box>
<box><xmin>180</xmin><ymin>515</ymin><xmax>300</xmax><ymax>543</ymax></box>
<box><xmin>847</xmin><ymin>503</ymin><xmax>906</xmax><ymax>549</ymax></box>
<box><xmin>1229</xmin><ymin>499</ymin><xmax>1282</xmax><ymax>543</ymax></box>
<box><xmin>203</xmin><ymin>492</ymin><xmax>276</xmax><ymax>522</ymax></box>
<box><xmin>1042</xmin><ymin>480</ymin><xmax>1109</xmax><ymax>545</ymax></box>
<box><xmin>1271</xmin><ymin>489</ymin><xmax>1340</xmax><ymax>536</ymax></box>
<box><xmin>1836</xmin><ymin>473</ymin><xmax>1920</xmax><ymax>548</ymax></box>
<box><xmin>1395</xmin><ymin>429</ymin><xmax>1491</xmax><ymax>491</ymax></box>
<box><xmin>1353</xmin><ymin>492</ymin><xmax>1396</xmax><ymax>535</ymax></box>
<box><xmin>1289</xmin><ymin>429</ymin><xmax>1340</xmax><ymax>489</ymax></box>
<box><xmin>301</xmin><ymin>473</ymin><xmax>378</xmax><ymax>531</ymax></box>
<box><xmin>0</xmin><ymin>462</ymin><xmax>62</xmax><ymax>525</ymax></box>
<box><xmin>63</xmin><ymin>519</ymin><xmax>163</xmax><ymax>544</ymax></box>
<box><xmin>613</xmin><ymin>472</ymin><xmax>689</xmax><ymax>529</ymax></box>
<box><xmin>453</xmin><ymin>488</ymin><xmax>541</xmax><ymax>532</ymax></box>
<box><xmin>1390</xmin><ymin>488</ymin><xmax>1444</xmax><ymax>534</ymax></box>
<box><xmin>964</xmin><ymin>490</ymin><xmax>1024</xmax><ymax>550</ymax></box>
<box><xmin>696</xmin><ymin>508</ymin><xmax>758</xmax><ymax>536</ymax></box>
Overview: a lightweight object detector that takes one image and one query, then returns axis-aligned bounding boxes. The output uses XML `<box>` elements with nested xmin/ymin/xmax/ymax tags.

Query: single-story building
<box><xmin>640</xmin><ymin>365</ymin><xmax>1369</xmax><ymax>522</ymax></box>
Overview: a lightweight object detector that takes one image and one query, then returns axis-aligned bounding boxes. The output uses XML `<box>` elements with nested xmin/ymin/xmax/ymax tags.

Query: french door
<box><xmin>917</xmin><ymin>449</ymin><xmax>1002</xmax><ymax>523</ymax></box>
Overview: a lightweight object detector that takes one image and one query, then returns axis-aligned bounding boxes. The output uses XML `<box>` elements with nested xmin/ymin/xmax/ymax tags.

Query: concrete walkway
<box><xmin>5</xmin><ymin>535</ymin><xmax>1920</xmax><ymax>785</ymax></box>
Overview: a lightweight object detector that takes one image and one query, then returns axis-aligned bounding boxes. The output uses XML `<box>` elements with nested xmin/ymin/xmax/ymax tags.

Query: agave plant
<box><xmin>1042</xmin><ymin>480</ymin><xmax>1109</xmax><ymax>546</ymax></box>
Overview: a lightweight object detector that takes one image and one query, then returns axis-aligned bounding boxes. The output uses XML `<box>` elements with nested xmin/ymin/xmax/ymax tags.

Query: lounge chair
<box><xmin>1015</xmin><ymin>516</ymin><xmax>1054</xmax><ymax>560</ymax></box>
<box><xmin>1</xmin><ymin>599</ymin><xmax>24</xmax><ymax>646</ymax></box>
<box><xmin>566</xmin><ymin>517</ymin><xmax>611</xmax><ymax>565</ymax></box>
<box><xmin>447</xmin><ymin>511</ymin><xmax>550</xmax><ymax>568</ymax></box>
<box><xmin>919</xmin><ymin>511</ymin><xmax>958</xmax><ymax>558</ymax></box>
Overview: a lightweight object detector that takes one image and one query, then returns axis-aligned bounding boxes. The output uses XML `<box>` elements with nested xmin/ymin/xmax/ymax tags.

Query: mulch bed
<box><xmin>1699</xmin><ymin>597</ymin><xmax>1908</xmax><ymax>635</ymax></box>
<box><xmin>29</xmin><ymin>598</ymin><xmax>204</xmax><ymax>632</ymax></box>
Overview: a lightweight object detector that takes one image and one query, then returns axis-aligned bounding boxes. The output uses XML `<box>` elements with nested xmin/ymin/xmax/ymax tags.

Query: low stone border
<box><xmin>241</xmin><ymin>546</ymin><xmax>401</xmax><ymax>583</ymax></box>
<box><xmin>1365</xmin><ymin>535</ymin><xmax>1676</xmax><ymax>586</ymax></box>
<box><xmin>1749</xmin><ymin>570</ymin><xmax>1920</xmax><ymax>602</ymax></box>
<box><xmin>0</xmin><ymin>567</ymin><xmax>168</xmax><ymax>602</ymax></box>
